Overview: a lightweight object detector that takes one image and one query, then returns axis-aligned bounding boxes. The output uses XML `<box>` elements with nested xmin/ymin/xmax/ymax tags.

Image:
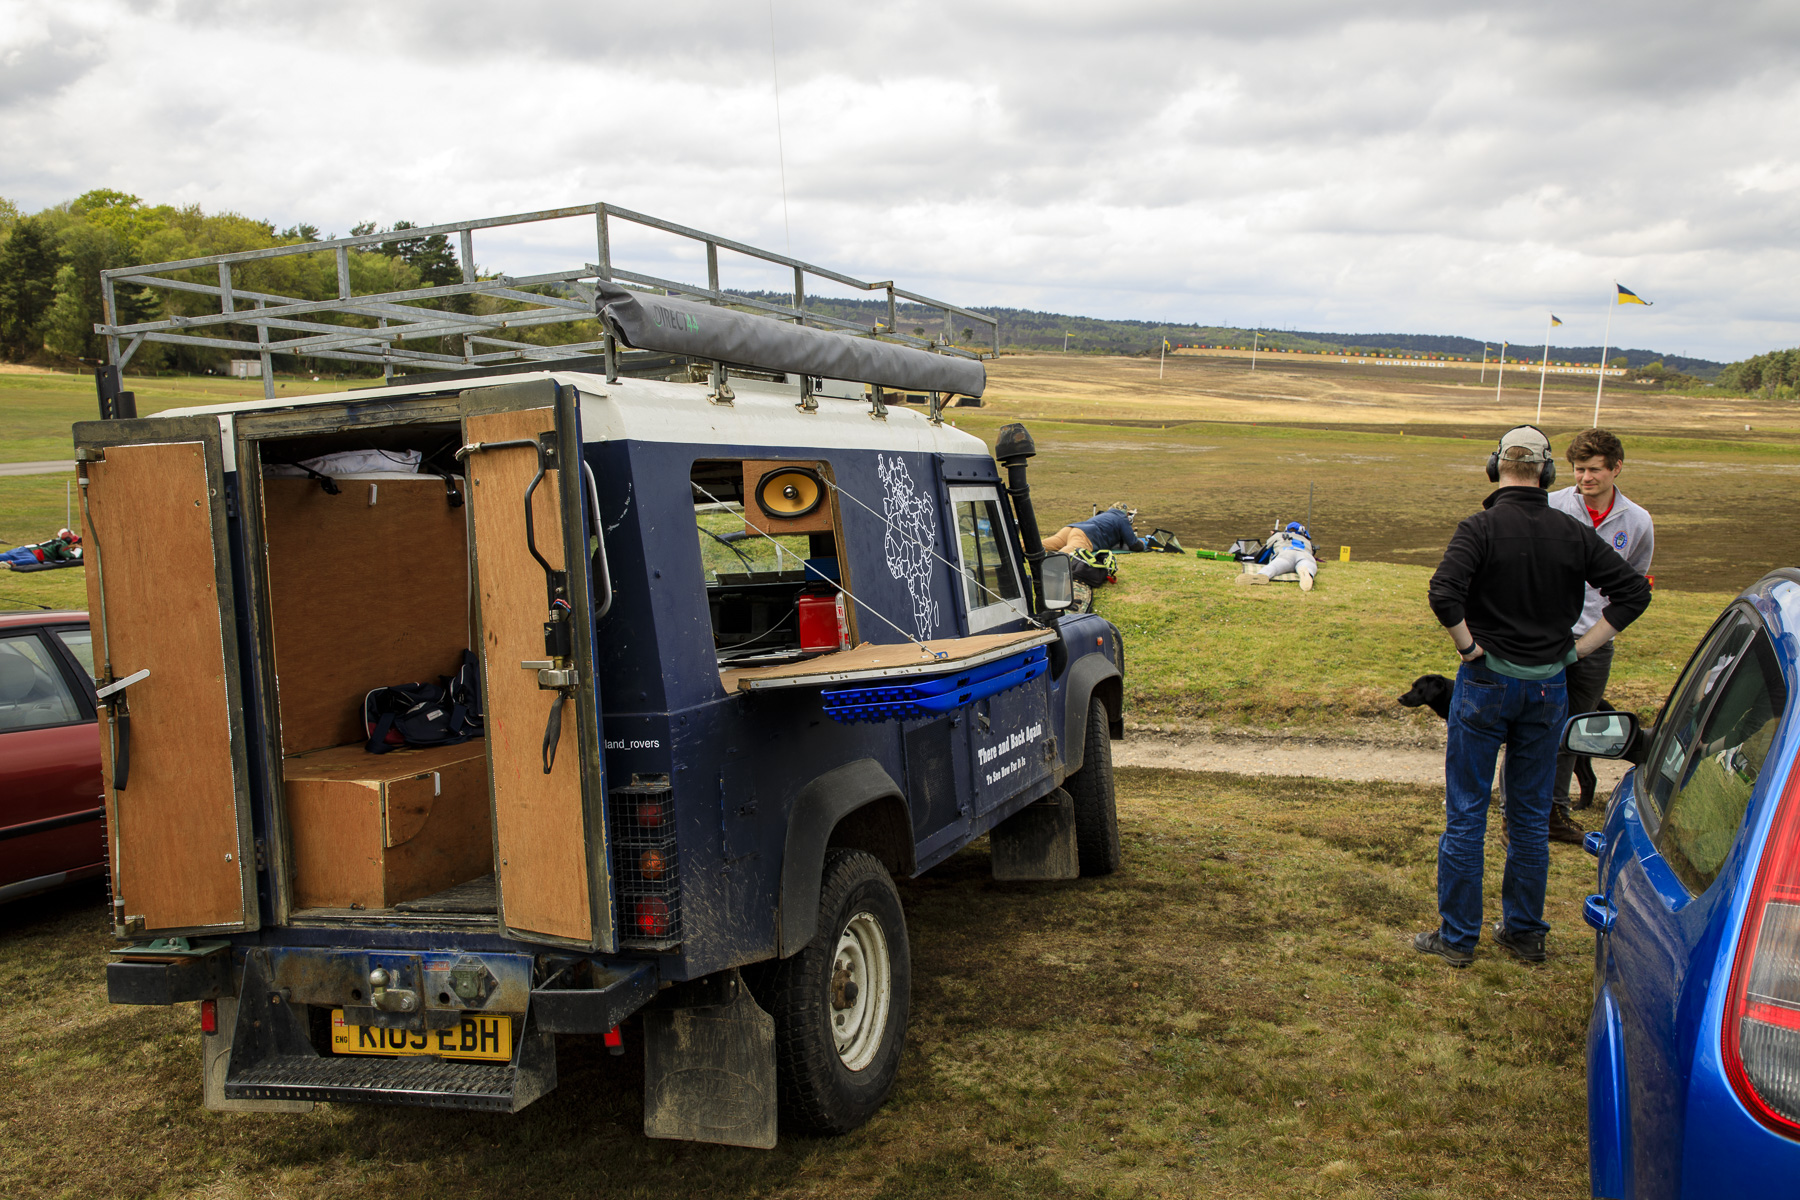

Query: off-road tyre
<box><xmin>762</xmin><ymin>848</ymin><xmax>911</xmax><ymax>1136</ymax></box>
<box><xmin>1066</xmin><ymin>699</ymin><xmax>1121</xmax><ymax>876</ymax></box>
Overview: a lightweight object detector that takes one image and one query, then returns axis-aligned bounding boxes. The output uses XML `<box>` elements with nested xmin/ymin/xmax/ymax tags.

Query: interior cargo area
<box><xmin>255</xmin><ymin>425</ymin><xmax>496</xmax><ymax>917</ymax></box>
<box><xmin>691</xmin><ymin>459</ymin><xmax>847</xmax><ymax>668</ymax></box>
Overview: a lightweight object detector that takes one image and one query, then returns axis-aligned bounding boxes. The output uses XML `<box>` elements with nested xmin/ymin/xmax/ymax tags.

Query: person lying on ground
<box><xmin>1235</xmin><ymin>522</ymin><xmax>1318</xmax><ymax>591</ymax></box>
<box><xmin>1042</xmin><ymin>505</ymin><xmax>1145</xmax><ymax>555</ymax></box>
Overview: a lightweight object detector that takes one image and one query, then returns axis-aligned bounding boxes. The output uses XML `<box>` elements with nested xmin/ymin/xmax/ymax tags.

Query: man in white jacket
<box><xmin>1236</xmin><ymin>521</ymin><xmax>1319</xmax><ymax>591</ymax></box>
<box><xmin>1548</xmin><ymin>428</ymin><xmax>1654</xmax><ymax>840</ymax></box>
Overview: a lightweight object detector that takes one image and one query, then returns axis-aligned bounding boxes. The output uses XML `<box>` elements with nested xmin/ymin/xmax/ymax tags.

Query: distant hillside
<box><xmin>730</xmin><ymin>290</ymin><xmax>1724</xmax><ymax>377</ymax></box>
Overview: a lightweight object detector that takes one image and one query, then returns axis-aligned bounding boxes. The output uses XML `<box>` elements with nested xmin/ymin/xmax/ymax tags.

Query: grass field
<box><xmin>1</xmin><ymin>770</ymin><xmax>1594</xmax><ymax>1200</ymax></box>
<box><xmin>1093</xmin><ymin>555</ymin><xmax>1728</xmax><ymax>733</ymax></box>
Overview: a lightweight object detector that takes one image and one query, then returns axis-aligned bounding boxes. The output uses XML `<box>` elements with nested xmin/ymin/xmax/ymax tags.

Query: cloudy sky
<box><xmin>4</xmin><ymin>0</ymin><xmax>1798</xmax><ymax>361</ymax></box>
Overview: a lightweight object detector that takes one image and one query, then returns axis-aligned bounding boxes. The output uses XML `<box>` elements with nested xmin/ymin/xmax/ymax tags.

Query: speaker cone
<box><xmin>755</xmin><ymin>467</ymin><xmax>824</xmax><ymax>519</ymax></box>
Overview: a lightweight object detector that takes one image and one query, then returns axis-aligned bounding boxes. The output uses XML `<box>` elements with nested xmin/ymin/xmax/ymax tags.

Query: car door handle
<box><xmin>1584</xmin><ymin>894</ymin><xmax>1616</xmax><ymax>933</ymax></box>
<box><xmin>1584</xmin><ymin>831</ymin><xmax>1605</xmax><ymax>858</ymax></box>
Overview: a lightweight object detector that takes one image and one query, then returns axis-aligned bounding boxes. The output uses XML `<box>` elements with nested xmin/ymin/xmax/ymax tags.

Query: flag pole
<box><xmin>1594</xmin><ymin>285</ymin><xmax>1615</xmax><ymax>426</ymax></box>
<box><xmin>1159</xmin><ymin>337</ymin><xmax>1166</xmax><ymax>379</ymax></box>
<box><xmin>1480</xmin><ymin>343</ymin><xmax>1488</xmax><ymax>384</ymax></box>
<box><xmin>1251</xmin><ymin>331</ymin><xmax>1261</xmax><ymax>371</ymax></box>
<box><xmin>1494</xmin><ymin>341</ymin><xmax>1507</xmax><ymax>404</ymax></box>
<box><xmin>1536</xmin><ymin>316</ymin><xmax>1553</xmax><ymax>423</ymax></box>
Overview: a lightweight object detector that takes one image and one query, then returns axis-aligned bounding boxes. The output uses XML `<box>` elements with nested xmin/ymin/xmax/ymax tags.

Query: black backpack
<box><xmin>363</xmin><ymin>650</ymin><xmax>483</xmax><ymax>754</ymax></box>
<box><xmin>1070</xmin><ymin>547</ymin><xmax>1118</xmax><ymax>586</ymax></box>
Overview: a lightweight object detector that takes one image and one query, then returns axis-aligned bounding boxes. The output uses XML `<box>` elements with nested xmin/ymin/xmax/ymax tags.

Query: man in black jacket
<box><xmin>1416</xmin><ymin>426</ymin><xmax>1652</xmax><ymax>967</ymax></box>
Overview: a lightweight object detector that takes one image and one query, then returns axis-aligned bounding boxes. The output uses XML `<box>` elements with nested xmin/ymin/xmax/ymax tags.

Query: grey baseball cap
<box><xmin>1497</xmin><ymin>425</ymin><xmax>1553</xmax><ymax>462</ymax></box>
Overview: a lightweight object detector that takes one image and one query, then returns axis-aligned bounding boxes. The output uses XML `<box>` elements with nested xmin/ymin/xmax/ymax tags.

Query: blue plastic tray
<box><xmin>822</xmin><ymin>660</ymin><xmax>1046</xmax><ymax>724</ymax></box>
<box><xmin>820</xmin><ymin>646</ymin><xmax>1046</xmax><ymax>707</ymax></box>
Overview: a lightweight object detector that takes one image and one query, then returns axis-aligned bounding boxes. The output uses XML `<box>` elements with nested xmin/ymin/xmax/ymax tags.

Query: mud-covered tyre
<box><xmin>1066</xmin><ymin>699</ymin><xmax>1121</xmax><ymax>876</ymax></box>
<box><xmin>763</xmin><ymin>848</ymin><xmax>911</xmax><ymax>1135</ymax></box>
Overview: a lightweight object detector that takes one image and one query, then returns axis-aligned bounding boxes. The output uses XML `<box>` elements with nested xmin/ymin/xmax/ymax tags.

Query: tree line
<box><xmin>0</xmin><ymin>190</ymin><xmax>589</xmax><ymax>375</ymax></box>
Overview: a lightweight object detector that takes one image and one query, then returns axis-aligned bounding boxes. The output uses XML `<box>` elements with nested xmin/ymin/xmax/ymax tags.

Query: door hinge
<box><xmin>253</xmin><ymin>838</ymin><xmax>267</xmax><ymax>872</ymax></box>
<box><xmin>75</xmin><ymin>447</ymin><xmax>106</xmax><ymax>463</ymax></box>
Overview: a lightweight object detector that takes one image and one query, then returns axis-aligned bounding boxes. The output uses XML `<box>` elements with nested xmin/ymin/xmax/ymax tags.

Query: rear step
<box><xmin>226</xmin><ymin>1051</ymin><xmax>547</xmax><ymax>1112</ymax></box>
<box><xmin>222</xmin><ymin>950</ymin><xmax>558</xmax><ymax>1113</ymax></box>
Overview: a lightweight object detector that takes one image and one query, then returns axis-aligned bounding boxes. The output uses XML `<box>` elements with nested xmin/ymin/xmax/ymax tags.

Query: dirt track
<box><xmin>1115</xmin><ymin>723</ymin><xmax>1632</xmax><ymax>794</ymax></box>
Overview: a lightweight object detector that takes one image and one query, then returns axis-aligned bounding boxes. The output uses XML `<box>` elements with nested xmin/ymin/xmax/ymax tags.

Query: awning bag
<box><xmin>595</xmin><ymin>282</ymin><xmax>986</xmax><ymax>399</ymax></box>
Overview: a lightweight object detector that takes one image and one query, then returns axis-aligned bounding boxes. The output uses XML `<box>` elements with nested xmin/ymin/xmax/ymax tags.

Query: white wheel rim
<box><xmin>830</xmin><ymin>910</ymin><xmax>892</xmax><ymax>1072</ymax></box>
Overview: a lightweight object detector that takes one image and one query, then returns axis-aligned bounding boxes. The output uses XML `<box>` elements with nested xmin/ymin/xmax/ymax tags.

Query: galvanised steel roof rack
<box><xmin>91</xmin><ymin>202</ymin><xmax>999</xmax><ymax>402</ymax></box>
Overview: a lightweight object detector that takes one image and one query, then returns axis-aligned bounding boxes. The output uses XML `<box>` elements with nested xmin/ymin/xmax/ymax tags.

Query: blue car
<box><xmin>1570</xmin><ymin>569</ymin><xmax>1800</xmax><ymax>1198</ymax></box>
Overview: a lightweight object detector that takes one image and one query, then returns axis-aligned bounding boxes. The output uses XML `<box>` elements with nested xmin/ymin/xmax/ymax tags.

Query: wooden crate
<box><xmin>283</xmin><ymin>740</ymin><xmax>493</xmax><ymax>910</ymax></box>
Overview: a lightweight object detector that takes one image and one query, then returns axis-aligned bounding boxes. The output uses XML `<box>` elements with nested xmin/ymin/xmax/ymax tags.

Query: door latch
<box><xmin>520</xmin><ymin>661</ymin><xmax>578</xmax><ymax>689</ymax></box>
<box><xmin>95</xmin><ymin>667</ymin><xmax>150</xmax><ymax>701</ymax></box>
<box><xmin>95</xmin><ymin>668</ymin><xmax>150</xmax><ymax>790</ymax></box>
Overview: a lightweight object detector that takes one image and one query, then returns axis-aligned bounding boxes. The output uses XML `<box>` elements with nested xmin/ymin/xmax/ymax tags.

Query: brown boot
<box><xmin>1548</xmin><ymin>802</ymin><xmax>1586</xmax><ymax>845</ymax></box>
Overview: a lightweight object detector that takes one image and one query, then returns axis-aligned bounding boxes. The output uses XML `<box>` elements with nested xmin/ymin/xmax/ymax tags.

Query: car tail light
<box><xmin>200</xmin><ymin>998</ymin><xmax>217</xmax><ymax>1034</ymax></box>
<box><xmin>634</xmin><ymin>897</ymin><xmax>671</xmax><ymax>938</ymax></box>
<box><xmin>1724</xmin><ymin>762</ymin><xmax>1800</xmax><ymax>1137</ymax></box>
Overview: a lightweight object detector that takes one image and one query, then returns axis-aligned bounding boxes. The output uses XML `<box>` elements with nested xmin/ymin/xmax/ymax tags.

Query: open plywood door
<box><xmin>460</xmin><ymin>380</ymin><xmax>615</xmax><ymax>952</ymax></box>
<box><xmin>72</xmin><ymin>417</ymin><xmax>259</xmax><ymax>937</ymax></box>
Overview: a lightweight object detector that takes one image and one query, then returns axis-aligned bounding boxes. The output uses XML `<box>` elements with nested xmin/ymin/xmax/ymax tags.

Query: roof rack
<box><xmin>93</xmin><ymin>202</ymin><xmax>999</xmax><ymax>400</ymax></box>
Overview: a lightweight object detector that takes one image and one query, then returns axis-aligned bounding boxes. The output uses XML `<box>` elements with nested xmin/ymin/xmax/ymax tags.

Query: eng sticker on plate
<box><xmin>330</xmin><ymin>1009</ymin><xmax>513</xmax><ymax>1062</ymax></box>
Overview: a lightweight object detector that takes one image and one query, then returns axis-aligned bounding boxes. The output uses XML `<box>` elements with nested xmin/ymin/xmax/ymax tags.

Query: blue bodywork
<box><xmin>1586</xmin><ymin>570</ymin><xmax>1800</xmax><ymax>1197</ymax></box>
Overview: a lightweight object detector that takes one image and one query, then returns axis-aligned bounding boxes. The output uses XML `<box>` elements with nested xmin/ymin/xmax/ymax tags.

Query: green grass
<box><xmin>0</xmin><ymin>769</ymin><xmax>1595</xmax><ymax>1199</ymax></box>
<box><xmin>1090</xmin><ymin>554</ymin><xmax>1735</xmax><ymax>732</ymax></box>
<box><xmin>0</xmin><ymin>475</ymin><xmax>88</xmax><ymax>613</ymax></box>
<box><xmin>0</xmin><ymin>369</ymin><xmax>343</xmax><ymax>463</ymax></box>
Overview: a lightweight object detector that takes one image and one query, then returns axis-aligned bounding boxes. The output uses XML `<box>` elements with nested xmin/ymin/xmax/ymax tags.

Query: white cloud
<box><xmin>2</xmin><ymin>0</ymin><xmax>1798</xmax><ymax>359</ymax></box>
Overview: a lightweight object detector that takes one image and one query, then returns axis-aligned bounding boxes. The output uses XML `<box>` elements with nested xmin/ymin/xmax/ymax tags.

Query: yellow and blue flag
<box><xmin>1616</xmin><ymin>285</ymin><xmax>1651</xmax><ymax>306</ymax></box>
<box><xmin>1550</xmin><ymin>314</ymin><xmax>1563</xmax><ymax>326</ymax></box>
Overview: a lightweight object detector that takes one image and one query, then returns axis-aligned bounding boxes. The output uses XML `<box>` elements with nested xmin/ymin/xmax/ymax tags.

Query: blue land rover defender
<box><xmin>79</xmin><ymin>222</ymin><xmax>1124</xmax><ymax>1148</ymax></box>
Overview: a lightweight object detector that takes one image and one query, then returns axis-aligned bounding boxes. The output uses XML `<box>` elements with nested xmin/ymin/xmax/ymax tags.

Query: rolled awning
<box><xmin>595</xmin><ymin>282</ymin><xmax>986</xmax><ymax>399</ymax></box>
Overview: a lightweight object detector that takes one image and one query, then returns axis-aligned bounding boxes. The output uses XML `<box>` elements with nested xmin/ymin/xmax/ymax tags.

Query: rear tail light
<box><xmin>613</xmin><ymin>777</ymin><xmax>680</xmax><ymax>948</ymax></box>
<box><xmin>634</xmin><ymin>897</ymin><xmax>671</xmax><ymax>938</ymax></box>
<box><xmin>200</xmin><ymin>998</ymin><xmax>217</xmax><ymax>1034</ymax></box>
<box><xmin>1724</xmin><ymin>760</ymin><xmax>1800</xmax><ymax>1136</ymax></box>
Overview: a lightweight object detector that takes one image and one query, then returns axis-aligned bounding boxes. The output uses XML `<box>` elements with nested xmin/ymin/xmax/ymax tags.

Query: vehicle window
<box><xmin>54</xmin><ymin>627</ymin><xmax>96</xmax><ymax>681</ymax></box>
<box><xmin>0</xmin><ymin>633</ymin><xmax>83</xmax><ymax>732</ymax></box>
<box><xmin>951</xmin><ymin>488</ymin><xmax>1026</xmax><ymax>632</ymax></box>
<box><xmin>1656</xmin><ymin>631</ymin><xmax>1788</xmax><ymax>894</ymax></box>
<box><xmin>690</xmin><ymin>459</ymin><xmax>845</xmax><ymax>665</ymax></box>
<box><xmin>1644</xmin><ymin>613</ymin><xmax>1756</xmax><ymax>829</ymax></box>
<box><xmin>696</xmin><ymin>507</ymin><xmax>810</xmax><ymax>581</ymax></box>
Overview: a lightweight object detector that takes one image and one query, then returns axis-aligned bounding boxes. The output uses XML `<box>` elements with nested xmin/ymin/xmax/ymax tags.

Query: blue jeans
<box><xmin>1437</xmin><ymin>660</ymin><xmax>1568</xmax><ymax>949</ymax></box>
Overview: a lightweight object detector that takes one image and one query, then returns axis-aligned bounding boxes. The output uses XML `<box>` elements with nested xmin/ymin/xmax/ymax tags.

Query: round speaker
<box><xmin>754</xmin><ymin>467</ymin><xmax>824</xmax><ymax>519</ymax></box>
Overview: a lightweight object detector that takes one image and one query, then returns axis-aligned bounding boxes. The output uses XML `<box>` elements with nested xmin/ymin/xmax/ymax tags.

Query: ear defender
<box><xmin>1486</xmin><ymin>426</ymin><xmax>1557</xmax><ymax>487</ymax></box>
<box><xmin>754</xmin><ymin>466</ymin><xmax>825</xmax><ymax>519</ymax></box>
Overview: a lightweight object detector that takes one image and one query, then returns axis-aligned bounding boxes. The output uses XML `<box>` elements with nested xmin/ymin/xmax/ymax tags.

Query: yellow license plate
<box><xmin>330</xmin><ymin>1010</ymin><xmax>513</xmax><ymax>1062</ymax></box>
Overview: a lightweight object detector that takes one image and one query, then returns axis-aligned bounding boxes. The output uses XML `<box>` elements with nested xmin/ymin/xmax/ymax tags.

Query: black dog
<box><xmin>1397</xmin><ymin>673</ymin><xmax>1610</xmax><ymax>808</ymax></box>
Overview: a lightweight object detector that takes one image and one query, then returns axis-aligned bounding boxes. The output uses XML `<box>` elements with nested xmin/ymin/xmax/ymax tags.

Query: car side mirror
<box><xmin>1040</xmin><ymin>553</ymin><xmax>1074</xmax><ymax>610</ymax></box>
<box><xmin>1562</xmin><ymin>710</ymin><xmax>1645</xmax><ymax>763</ymax></box>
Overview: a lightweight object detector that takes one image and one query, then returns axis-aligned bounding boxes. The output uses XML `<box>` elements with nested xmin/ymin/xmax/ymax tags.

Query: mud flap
<box><xmin>989</xmin><ymin>788</ymin><xmax>1080</xmax><ymax>881</ymax></box>
<box><xmin>642</xmin><ymin>970</ymin><xmax>777</xmax><ymax>1149</ymax></box>
<box><xmin>204</xmin><ymin>996</ymin><xmax>314</xmax><ymax>1113</ymax></box>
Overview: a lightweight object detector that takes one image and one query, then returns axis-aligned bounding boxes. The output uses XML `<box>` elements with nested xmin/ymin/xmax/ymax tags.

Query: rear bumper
<box><xmin>209</xmin><ymin>946</ymin><xmax>658</xmax><ymax>1113</ymax></box>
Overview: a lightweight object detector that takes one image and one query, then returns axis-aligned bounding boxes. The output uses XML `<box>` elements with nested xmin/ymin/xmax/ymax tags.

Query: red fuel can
<box><xmin>796</xmin><ymin>591</ymin><xmax>848</xmax><ymax>653</ymax></box>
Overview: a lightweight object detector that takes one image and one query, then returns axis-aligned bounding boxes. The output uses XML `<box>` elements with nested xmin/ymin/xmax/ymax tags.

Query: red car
<box><xmin>0</xmin><ymin>610</ymin><xmax>105</xmax><ymax>903</ymax></box>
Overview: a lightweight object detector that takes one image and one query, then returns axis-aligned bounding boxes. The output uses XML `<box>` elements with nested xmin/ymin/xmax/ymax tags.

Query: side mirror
<box><xmin>1562</xmin><ymin>710</ymin><xmax>1642</xmax><ymax>762</ymax></box>
<box><xmin>1040</xmin><ymin>553</ymin><xmax>1074</xmax><ymax>610</ymax></box>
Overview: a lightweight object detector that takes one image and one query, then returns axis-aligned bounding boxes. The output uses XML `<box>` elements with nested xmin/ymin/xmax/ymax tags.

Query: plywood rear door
<box><xmin>461</xmin><ymin>380</ymin><xmax>614</xmax><ymax>952</ymax></box>
<box><xmin>73</xmin><ymin>418</ymin><xmax>258</xmax><ymax>936</ymax></box>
